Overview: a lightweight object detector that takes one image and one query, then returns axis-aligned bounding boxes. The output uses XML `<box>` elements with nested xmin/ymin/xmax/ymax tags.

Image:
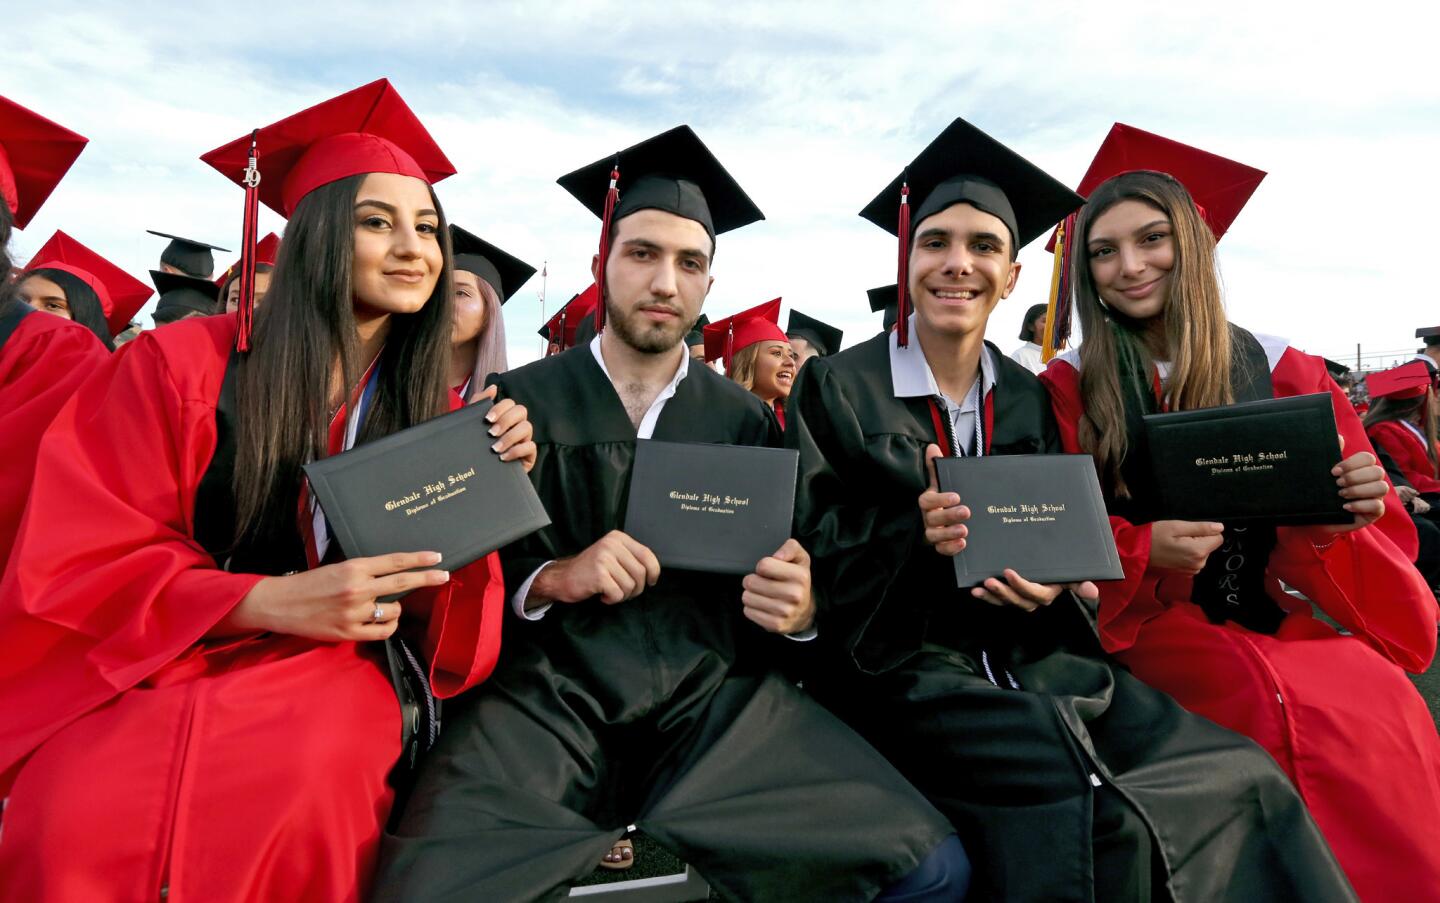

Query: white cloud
<box><xmin>7</xmin><ymin>1</ymin><xmax>1438</xmax><ymax>370</ymax></box>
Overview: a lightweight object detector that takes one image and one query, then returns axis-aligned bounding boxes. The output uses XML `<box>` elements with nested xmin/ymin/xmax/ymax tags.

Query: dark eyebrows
<box><xmin>915</xmin><ymin>226</ymin><xmax>1009</xmax><ymax>250</ymax></box>
<box><xmin>621</xmin><ymin>237</ymin><xmax>711</xmax><ymax>264</ymax></box>
<box><xmin>1088</xmin><ymin>219</ymin><xmax>1171</xmax><ymax>248</ymax></box>
<box><xmin>354</xmin><ymin>199</ymin><xmax>438</xmax><ymax>218</ymax></box>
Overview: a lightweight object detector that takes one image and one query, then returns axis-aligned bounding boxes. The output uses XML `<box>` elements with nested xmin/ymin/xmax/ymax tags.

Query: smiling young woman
<box><xmin>703</xmin><ymin>298</ymin><xmax>794</xmax><ymax>427</ymax></box>
<box><xmin>1040</xmin><ymin>128</ymin><xmax>1440</xmax><ymax>901</ymax></box>
<box><xmin>0</xmin><ymin>80</ymin><xmax>535</xmax><ymax>903</ymax></box>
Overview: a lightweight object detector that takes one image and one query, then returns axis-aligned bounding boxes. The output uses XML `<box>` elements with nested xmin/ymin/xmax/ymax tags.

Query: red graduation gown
<box><xmin>0</xmin><ymin>308</ymin><xmax>106</xmax><ymax>566</ymax></box>
<box><xmin>1041</xmin><ymin>339</ymin><xmax>1440</xmax><ymax>903</ymax></box>
<box><xmin>1366</xmin><ymin>419</ymin><xmax>1440</xmax><ymax>495</ymax></box>
<box><xmin>0</xmin><ymin>315</ymin><xmax>505</xmax><ymax>902</ymax></box>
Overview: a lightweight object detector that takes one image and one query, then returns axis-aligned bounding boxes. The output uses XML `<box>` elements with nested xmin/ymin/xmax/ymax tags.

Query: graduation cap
<box><xmin>25</xmin><ymin>230</ymin><xmax>153</xmax><ymax>335</ymax></box>
<box><xmin>859</xmin><ymin>117</ymin><xmax>1083</xmax><ymax>347</ymax></box>
<box><xmin>1322</xmin><ymin>357</ymin><xmax>1351</xmax><ymax>379</ymax></box>
<box><xmin>0</xmin><ymin>94</ymin><xmax>88</xmax><ymax>230</ymax></box>
<box><xmin>151</xmin><ymin>269</ymin><xmax>221</xmax><ymax>320</ymax></box>
<box><xmin>449</xmin><ymin>225</ymin><xmax>537</xmax><ymax>303</ymax></box>
<box><xmin>557</xmin><ymin>125</ymin><xmax>765</xmax><ymax>333</ymax></box>
<box><xmin>703</xmin><ymin>298</ymin><xmax>787</xmax><ymax>372</ymax></box>
<box><xmin>1038</xmin><ymin>124</ymin><xmax>1268</xmax><ymax>362</ymax></box>
<box><xmin>216</xmin><ymin>232</ymin><xmax>281</xmax><ymax>287</ymax></box>
<box><xmin>1366</xmin><ymin>361</ymin><xmax>1437</xmax><ymax>400</ymax></box>
<box><xmin>1056</xmin><ymin>123</ymin><xmax>1267</xmax><ymax>248</ymax></box>
<box><xmin>537</xmin><ymin>284</ymin><xmax>600</xmax><ymax>352</ymax></box>
<box><xmin>685</xmin><ymin>314</ymin><xmax>710</xmax><ymax>348</ymax></box>
<box><xmin>868</xmin><ymin>284</ymin><xmax>899</xmax><ymax>332</ymax></box>
<box><xmin>201</xmin><ymin>79</ymin><xmax>455</xmax><ymax>350</ymax></box>
<box><xmin>147</xmin><ymin>230</ymin><xmax>230</xmax><ymax>280</ymax></box>
<box><xmin>786</xmin><ymin>310</ymin><xmax>843</xmax><ymax>357</ymax></box>
<box><xmin>1417</xmin><ymin>326</ymin><xmax>1440</xmax><ymax>348</ymax></box>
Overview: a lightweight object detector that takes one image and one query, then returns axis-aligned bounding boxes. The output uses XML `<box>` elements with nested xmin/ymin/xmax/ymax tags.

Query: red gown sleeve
<box><xmin>1367</xmin><ymin>420</ymin><xmax>1440</xmax><ymax>495</ymax></box>
<box><xmin>0</xmin><ymin>332</ymin><xmax>263</xmax><ymax>790</ymax></box>
<box><xmin>1268</xmin><ymin>350</ymin><xmax>1436</xmax><ymax>672</ymax></box>
<box><xmin>1039</xmin><ymin>359</ymin><xmax>1166</xmax><ymax>653</ymax></box>
<box><xmin>0</xmin><ymin>315</ymin><xmax>107</xmax><ymax>565</ymax></box>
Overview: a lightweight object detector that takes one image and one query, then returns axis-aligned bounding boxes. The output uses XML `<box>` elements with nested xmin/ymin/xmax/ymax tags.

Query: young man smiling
<box><xmin>373</xmin><ymin>126</ymin><xmax>968</xmax><ymax>903</ymax></box>
<box><xmin>787</xmin><ymin>118</ymin><xmax>1354</xmax><ymax>902</ymax></box>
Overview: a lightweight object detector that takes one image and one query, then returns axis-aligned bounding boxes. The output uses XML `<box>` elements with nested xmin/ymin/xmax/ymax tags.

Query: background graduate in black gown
<box><xmin>374</xmin><ymin>125</ymin><xmax>968</xmax><ymax>903</ymax></box>
<box><xmin>788</xmin><ymin>117</ymin><xmax>1355</xmax><ymax>903</ymax></box>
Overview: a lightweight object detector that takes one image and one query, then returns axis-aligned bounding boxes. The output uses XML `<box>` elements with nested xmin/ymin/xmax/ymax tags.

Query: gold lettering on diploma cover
<box><xmin>1195</xmin><ymin>451</ymin><xmax>1288</xmax><ymax>476</ymax></box>
<box><xmin>382</xmin><ymin>466</ymin><xmax>479</xmax><ymax>517</ymax></box>
<box><xmin>986</xmin><ymin>502</ymin><xmax>1067</xmax><ymax>525</ymax></box>
<box><xmin>669</xmin><ymin>489</ymin><xmax>750</xmax><ymax>516</ymax></box>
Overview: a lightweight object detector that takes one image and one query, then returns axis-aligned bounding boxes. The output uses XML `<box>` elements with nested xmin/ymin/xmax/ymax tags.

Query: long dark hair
<box><xmin>231</xmin><ymin>174</ymin><xmax>455</xmax><ymax>548</ymax></box>
<box><xmin>0</xmin><ymin>203</ymin><xmax>16</xmax><ymax>318</ymax></box>
<box><xmin>1072</xmin><ymin>170</ymin><xmax>1231</xmax><ymax>496</ymax></box>
<box><xmin>1365</xmin><ymin>392</ymin><xmax>1439</xmax><ymax>474</ymax></box>
<box><xmin>18</xmin><ymin>268</ymin><xmax>116</xmax><ymax>351</ymax></box>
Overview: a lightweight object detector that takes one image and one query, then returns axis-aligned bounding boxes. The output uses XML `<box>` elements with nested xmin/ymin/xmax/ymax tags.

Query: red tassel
<box><xmin>724</xmin><ymin>323</ymin><xmax>735</xmax><ymax>374</ymax></box>
<box><xmin>592</xmin><ymin>162</ymin><xmax>620</xmax><ymax>334</ymax></box>
<box><xmin>235</xmin><ymin>129</ymin><xmax>261</xmax><ymax>352</ymax></box>
<box><xmin>896</xmin><ymin>181</ymin><xmax>911</xmax><ymax>347</ymax></box>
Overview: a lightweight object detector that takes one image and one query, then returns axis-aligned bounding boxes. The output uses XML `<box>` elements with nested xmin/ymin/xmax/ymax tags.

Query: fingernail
<box><xmin>492</xmin><ymin>440</ymin><xmax>503</xmax><ymax>452</ymax></box>
<box><xmin>485</xmin><ymin>410</ymin><xmax>498</xmax><ymax>423</ymax></box>
<box><xmin>428</xmin><ymin>552</ymin><xmax>443</xmax><ymax>564</ymax></box>
<box><xmin>1343</xmin><ymin>503</ymin><xmax>1355</xmax><ymax>511</ymax></box>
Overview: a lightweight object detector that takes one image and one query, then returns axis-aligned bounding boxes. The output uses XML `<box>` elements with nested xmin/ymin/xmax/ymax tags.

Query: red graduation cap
<box><xmin>200</xmin><ymin>79</ymin><xmax>455</xmax><ymax>350</ymax></box>
<box><xmin>201</xmin><ymin>79</ymin><xmax>455</xmax><ymax>218</ymax></box>
<box><xmin>0</xmin><ymin>94</ymin><xmax>89</xmax><ymax>229</ymax></box>
<box><xmin>215</xmin><ymin>232</ymin><xmax>281</xmax><ymax>287</ymax></box>
<box><xmin>25</xmin><ymin>230</ymin><xmax>153</xmax><ymax>335</ymax></box>
<box><xmin>537</xmin><ymin>284</ymin><xmax>601</xmax><ymax>353</ymax></box>
<box><xmin>1049</xmin><ymin>123</ymin><xmax>1266</xmax><ymax>250</ymax></box>
<box><xmin>1366</xmin><ymin>361</ymin><xmax>1437</xmax><ymax>401</ymax></box>
<box><xmin>702</xmin><ymin>297</ymin><xmax>788</xmax><ymax>372</ymax></box>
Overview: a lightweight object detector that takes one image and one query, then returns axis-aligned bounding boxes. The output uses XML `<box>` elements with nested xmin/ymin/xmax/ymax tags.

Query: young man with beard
<box><xmin>373</xmin><ymin>126</ymin><xmax>968</xmax><ymax>903</ymax></box>
<box><xmin>786</xmin><ymin>118</ymin><xmax>1356</xmax><ymax>902</ymax></box>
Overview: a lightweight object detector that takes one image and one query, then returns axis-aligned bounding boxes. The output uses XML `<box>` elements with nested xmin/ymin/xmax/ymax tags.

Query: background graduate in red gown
<box><xmin>704</xmin><ymin>297</ymin><xmax>796</xmax><ymax>427</ymax></box>
<box><xmin>1040</xmin><ymin>124</ymin><xmax>1440</xmax><ymax>902</ymax></box>
<box><xmin>0</xmin><ymin>94</ymin><xmax>106</xmax><ymax>567</ymax></box>
<box><xmin>0</xmin><ymin>79</ymin><xmax>534</xmax><ymax>902</ymax></box>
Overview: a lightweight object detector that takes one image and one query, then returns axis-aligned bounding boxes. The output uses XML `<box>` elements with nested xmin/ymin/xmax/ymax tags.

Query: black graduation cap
<box><xmin>685</xmin><ymin>313</ymin><xmax>710</xmax><ymax>347</ymax></box>
<box><xmin>449</xmin><ymin>225</ymin><xmax>537</xmax><ymax>304</ymax></box>
<box><xmin>859</xmin><ymin>118</ymin><xmax>1082</xmax><ymax>347</ymax></box>
<box><xmin>147</xmin><ymin>230</ymin><xmax>231</xmax><ymax>280</ymax></box>
<box><xmin>150</xmin><ymin>269</ymin><xmax>221</xmax><ymax>319</ymax></box>
<box><xmin>1322</xmin><ymin>357</ymin><xmax>1351</xmax><ymax>379</ymax></box>
<box><xmin>1417</xmin><ymin>326</ymin><xmax>1440</xmax><ymax>347</ymax></box>
<box><xmin>868</xmin><ymin>284</ymin><xmax>899</xmax><ymax>332</ymax></box>
<box><xmin>786</xmin><ymin>310</ymin><xmax>843</xmax><ymax>357</ymax></box>
<box><xmin>859</xmin><ymin>118</ymin><xmax>1083</xmax><ymax>252</ymax></box>
<box><xmin>557</xmin><ymin>125</ymin><xmax>765</xmax><ymax>240</ymax></box>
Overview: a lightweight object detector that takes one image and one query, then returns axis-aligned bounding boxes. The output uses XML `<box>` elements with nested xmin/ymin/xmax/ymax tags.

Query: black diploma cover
<box><xmin>1143</xmin><ymin>393</ymin><xmax>1349</xmax><ymax>525</ymax></box>
<box><xmin>302</xmin><ymin>399</ymin><xmax>551</xmax><ymax>573</ymax></box>
<box><xmin>934</xmin><ymin>454</ymin><xmax>1124</xmax><ymax>587</ymax></box>
<box><xmin>624</xmin><ymin>439</ymin><xmax>799</xmax><ymax>574</ymax></box>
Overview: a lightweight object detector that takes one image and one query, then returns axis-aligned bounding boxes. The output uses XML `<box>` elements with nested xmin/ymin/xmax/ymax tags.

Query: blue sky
<box><xmin>8</xmin><ymin>2</ymin><xmax>1439</xmax><ymax>368</ymax></box>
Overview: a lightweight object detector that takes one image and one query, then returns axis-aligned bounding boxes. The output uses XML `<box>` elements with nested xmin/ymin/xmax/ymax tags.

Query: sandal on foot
<box><xmin>599</xmin><ymin>837</ymin><xmax>635</xmax><ymax>871</ymax></box>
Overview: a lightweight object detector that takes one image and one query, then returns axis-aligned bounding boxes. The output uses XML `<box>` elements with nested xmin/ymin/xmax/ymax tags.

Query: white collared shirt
<box><xmin>511</xmin><ymin>337</ymin><xmax>689</xmax><ymax>619</ymax></box>
<box><xmin>890</xmin><ymin>313</ymin><xmax>996</xmax><ymax>457</ymax></box>
<box><xmin>512</xmin><ymin>336</ymin><xmax>815</xmax><ymax>640</ymax></box>
<box><xmin>1008</xmin><ymin>341</ymin><xmax>1046</xmax><ymax>376</ymax></box>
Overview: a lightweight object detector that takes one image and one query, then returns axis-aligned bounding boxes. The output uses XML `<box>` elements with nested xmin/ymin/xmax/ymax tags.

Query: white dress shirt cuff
<box><xmin>511</xmin><ymin>560</ymin><xmax>555</xmax><ymax>620</ymax></box>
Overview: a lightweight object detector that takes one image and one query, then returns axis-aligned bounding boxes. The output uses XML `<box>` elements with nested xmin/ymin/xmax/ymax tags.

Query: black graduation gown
<box><xmin>788</xmin><ymin>332</ymin><xmax>1356</xmax><ymax>903</ymax></box>
<box><xmin>373</xmin><ymin>345</ymin><xmax>952</xmax><ymax>903</ymax></box>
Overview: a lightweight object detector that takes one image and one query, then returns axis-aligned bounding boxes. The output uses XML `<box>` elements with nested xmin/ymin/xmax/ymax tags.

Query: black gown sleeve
<box><xmin>788</xmin><ymin>360</ymin><xmax>935</xmax><ymax>672</ymax></box>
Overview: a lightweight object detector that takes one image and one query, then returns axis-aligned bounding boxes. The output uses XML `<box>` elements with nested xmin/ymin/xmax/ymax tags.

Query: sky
<box><xmin>7</xmin><ymin>1</ymin><xmax>1439</xmax><ymax>370</ymax></box>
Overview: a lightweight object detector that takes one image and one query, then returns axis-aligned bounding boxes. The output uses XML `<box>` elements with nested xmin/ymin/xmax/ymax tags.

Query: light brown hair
<box><xmin>1072</xmin><ymin>170</ymin><xmax>1233</xmax><ymax>496</ymax></box>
